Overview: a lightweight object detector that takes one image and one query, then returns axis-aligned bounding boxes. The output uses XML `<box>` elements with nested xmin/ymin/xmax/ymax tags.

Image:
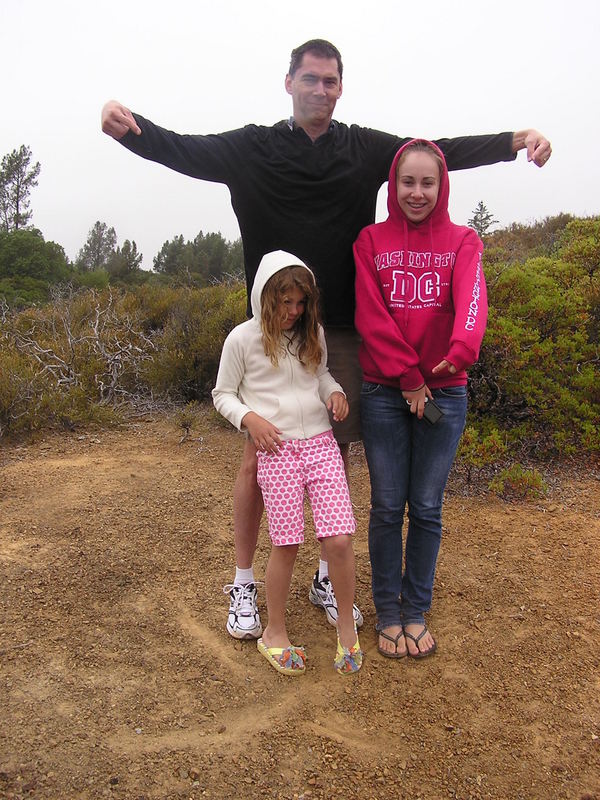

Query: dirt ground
<box><xmin>1</xmin><ymin>409</ymin><xmax>599</xmax><ymax>800</ymax></box>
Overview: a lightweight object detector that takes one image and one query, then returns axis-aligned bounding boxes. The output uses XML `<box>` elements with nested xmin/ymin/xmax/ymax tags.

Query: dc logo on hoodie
<box><xmin>391</xmin><ymin>269</ymin><xmax>441</xmax><ymax>304</ymax></box>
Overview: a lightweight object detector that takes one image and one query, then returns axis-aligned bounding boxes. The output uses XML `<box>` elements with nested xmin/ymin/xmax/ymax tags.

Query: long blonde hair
<box><xmin>260</xmin><ymin>266</ymin><xmax>322</xmax><ymax>370</ymax></box>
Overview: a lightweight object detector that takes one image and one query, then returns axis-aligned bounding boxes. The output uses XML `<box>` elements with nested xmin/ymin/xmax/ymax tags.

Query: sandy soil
<box><xmin>1</xmin><ymin>410</ymin><xmax>599</xmax><ymax>800</ymax></box>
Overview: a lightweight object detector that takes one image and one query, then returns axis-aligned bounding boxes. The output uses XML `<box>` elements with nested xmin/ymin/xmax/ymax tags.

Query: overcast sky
<box><xmin>1</xmin><ymin>0</ymin><xmax>598</xmax><ymax>269</ymax></box>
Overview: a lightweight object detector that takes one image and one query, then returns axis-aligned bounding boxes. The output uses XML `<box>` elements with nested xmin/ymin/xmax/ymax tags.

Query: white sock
<box><xmin>318</xmin><ymin>560</ymin><xmax>329</xmax><ymax>582</ymax></box>
<box><xmin>235</xmin><ymin>567</ymin><xmax>255</xmax><ymax>586</ymax></box>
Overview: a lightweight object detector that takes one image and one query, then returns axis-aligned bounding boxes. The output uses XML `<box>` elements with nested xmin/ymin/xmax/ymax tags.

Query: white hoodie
<box><xmin>212</xmin><ymin>250</ymin><xmax>344</xmax><ymax>440</ymax></box>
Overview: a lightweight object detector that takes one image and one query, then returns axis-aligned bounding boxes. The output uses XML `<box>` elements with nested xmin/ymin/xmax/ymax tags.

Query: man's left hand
<box><xmin>513</xmin><ymin>129</ymin><xmax>552</xmax><ymax>167</ymax></box>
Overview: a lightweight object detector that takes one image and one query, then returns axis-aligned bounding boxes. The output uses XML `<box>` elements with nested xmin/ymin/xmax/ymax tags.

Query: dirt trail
<box><xmin>1</xmin><ymin>412</ymin><xmax>599</xmax><ymax>800</ymax></box>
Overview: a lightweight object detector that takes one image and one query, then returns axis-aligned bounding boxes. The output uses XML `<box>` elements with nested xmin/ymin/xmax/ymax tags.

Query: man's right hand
<box><xmin>101</xmin><ymin>100</ymin><xmax>141</xmax><ymax>140</ymax></box>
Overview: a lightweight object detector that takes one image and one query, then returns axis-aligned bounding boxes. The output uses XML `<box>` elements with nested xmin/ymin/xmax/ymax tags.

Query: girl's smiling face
<box><xmin>396</xmin><ymin>150</ymin><xmax>440</xmax><ymax>223</ymax></box>
<box><xmin>279</xmin><ymin>285</ymin><xmax>307</xmax><ymax>330</ymax></box>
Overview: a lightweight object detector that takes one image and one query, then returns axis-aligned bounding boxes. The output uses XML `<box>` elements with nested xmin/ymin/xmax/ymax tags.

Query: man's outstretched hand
<box><xmin>512</xmin><ymin>128</ymin><xmax>552</xmax><ymax>167</ymax></box>
<box><xmin>101</xmin><ymin>100</ymin><xmax>141</xmax><ymax>140</ymax></box>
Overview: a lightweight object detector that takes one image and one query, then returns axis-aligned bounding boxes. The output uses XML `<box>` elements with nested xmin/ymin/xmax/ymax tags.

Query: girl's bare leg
<box><xmin>318</xmin><ymin>442</ymin><xmax>349</xmax><ymax>563</ymax></box>
<box><xmin>321</xmin><ymin>534</ymin><xmax>356</xmax><ymax>649</ymax></box>
<box><xmin>261</xmin><ymin>544</ymin><xmax>299</xmax><ymax>649</ymax></box>
<box><xmin>233</xmin><ymin>437</ymin><xmax>264</xmax><ymax>569</ymax></box>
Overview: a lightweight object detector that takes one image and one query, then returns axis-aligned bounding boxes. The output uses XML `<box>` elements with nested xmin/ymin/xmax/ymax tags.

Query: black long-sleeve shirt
<box><xmin>121</xmin><ymin>117</ymin><xmax>515</xmax><ymax>326</ymax></box>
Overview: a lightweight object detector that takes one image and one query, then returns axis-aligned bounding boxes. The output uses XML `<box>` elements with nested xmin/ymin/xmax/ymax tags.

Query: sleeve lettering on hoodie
<box><xmin>464</xmin><ymin>253</ymin><xmax>483</xmax><ymax>332</ymax></box>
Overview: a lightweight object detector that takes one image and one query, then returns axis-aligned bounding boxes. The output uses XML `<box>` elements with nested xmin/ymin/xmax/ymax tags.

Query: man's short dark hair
<box><xmin>289</xmin><ymin>39</ymin><xmax>343</xmax><ymax>80</ymax></box>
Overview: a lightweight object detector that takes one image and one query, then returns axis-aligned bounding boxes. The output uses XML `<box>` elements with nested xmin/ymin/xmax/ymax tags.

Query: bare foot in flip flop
<box><xmin>404</xmin><ymin>623</ymin><xmax>437</xmax><ymax>658</ymax></box>
<box><xmin>378</xmin><ymin>624</ymin><xmax>407</xmax><ymax>658</ymax></box>
<box><xmin>257</xmin><ymin>626</ymin><xmax>306</xmax><ymax>675</ymax></box>
<box><xmin>261</xmin><ymin>626</ymin><xmax>291</xmax><ymax>651</ymax></box>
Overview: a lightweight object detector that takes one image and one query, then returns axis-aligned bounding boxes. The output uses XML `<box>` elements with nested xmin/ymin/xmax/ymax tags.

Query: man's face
<box><xmin>285</xmin><ymin>53</ymin><xmax>342</xmax><ymax>129</ymax></box>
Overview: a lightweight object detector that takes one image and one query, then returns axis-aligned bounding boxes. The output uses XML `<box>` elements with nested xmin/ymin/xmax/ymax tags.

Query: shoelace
<box><xmin>222</xmin><ymin>583</ymin><xmax>262</xmax><ymax>615</ymax></box>
<box><xmin>321</xmin><ymin>578</ymin><xmax>362</xmax><ymax>623</ymax></box>
<box><xmin>320</xmin><ymin>578</ymin><xmax>336</xmax><ymax>606</ymax></box>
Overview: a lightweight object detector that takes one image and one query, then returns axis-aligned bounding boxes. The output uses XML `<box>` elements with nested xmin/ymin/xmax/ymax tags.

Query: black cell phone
<box><xmin>422</xmin><ymin>399</ymin><xmax>444</xmax><ymax>426</ymax></box>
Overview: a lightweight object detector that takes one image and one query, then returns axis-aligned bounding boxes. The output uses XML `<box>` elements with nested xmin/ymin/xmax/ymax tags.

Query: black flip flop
<box><xmin>377</xmin><ymin>628</ymin><xmax>407</xmax><ymax>659</ymax></box>
<box><xmin>404</xmin><ymin>626</ymin><xmax>437</xmax><ymax>659</ymax></box>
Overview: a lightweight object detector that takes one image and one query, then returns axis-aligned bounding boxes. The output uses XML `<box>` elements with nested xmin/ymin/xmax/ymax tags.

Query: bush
<box><xmin>472</xmin><ymin>236</ymin><xmax>599</xmax><ymax>457</ymax></box>
<box><xmin>0</xmin><ymin>342</ymin><xmax>117</xmax><ymax>437</ymax></box>
<box><xmin>71</xmin><ymin>269</ymin><xmax>110</xmax><ymax>290</ymax></box>
<box><xmin>455</xmin><ymin>426</ymin><xmax>507</xmax><ymax>483</ymax></box>
<box><xmin>142</xmin><ymin>283</ymin><xmax>247</xmax><ymax>401</ymax></box>
<box><xmin>0</xmin><ymin>283</ymin><xmax>247</xmax><ymax>437</ymax></box>
<box><xmin>488</xmin><ymin>464</ymin><xmax>548</xmax><ymax>500</ymax></box>
<box><xmin>482</xmin><ymin>213</ymin><xmax>574</xmax><ymax>265</ymax></box>
<box><xmin>0</xmin><ymin>288</ymin><xmax>154</xmax><ymax>436</ymax></box>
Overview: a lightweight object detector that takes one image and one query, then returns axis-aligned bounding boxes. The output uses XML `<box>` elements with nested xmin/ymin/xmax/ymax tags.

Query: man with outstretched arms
<box><xmin>101</xmin><ymin>38</ymin><xmax>551</xmax><ymax>641</ymax></box>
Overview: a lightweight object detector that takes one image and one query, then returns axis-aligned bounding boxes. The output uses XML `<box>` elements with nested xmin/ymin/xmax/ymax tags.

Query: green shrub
<box><xmin>142</xmin><ymin>283</ymin><xmax>247</xmax><ymax>401</ymax></box>
<box><xmin>488</xmin><ymin>464</ymin><xmax>548</xmax><ymax>500</ymax></box>
<box><xmin>0</xmin><ymin>287</ymin><xmax>153</xmax><ymax>436</ymax></box>
<box><xmin>456</xmin><ymin>426</ymin><xmax>507</xmax><ymax>483</ymax></box>
<box><xmin>204</xmin><ymin>405</ymin><xmax>236</xmax><ymax>430</ymax></box>
<box><xmin>0</xmin><ymin>230</ymin><xmax>72</xmax><ymax>307</ymax></box>
<box><xmin>556</xmin><ymin>216</ymin><xmax>600</xmax><ymax>275</ymax></box>
<box><xmin>71</xmin><ymin>269</ymin><xmax>110</xmax><ymax>290</ymax></box>
<box><xmin>482</xmin><ymin>213</ymin><xmax>574</xmax><ymax>265</ymax></box>
<box><xmin>0</xmin><ymin>344</ymin><xmax>118</xmax><ymax>436</ymax></box>
<box><xmin>0</xmin><ymin>282</ymin><xmax>248</xmax><ymax>437</ymax></box>
<box><xmin>474</xmin><ymin>238</ymin><xmax>600</xmax><ymax>456</ymax></box>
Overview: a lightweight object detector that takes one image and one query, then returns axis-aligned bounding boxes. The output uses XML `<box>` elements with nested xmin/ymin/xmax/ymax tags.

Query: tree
<box><xmin>0</xmin><ymin>229</ymin><xmax>70</xmax><ymax>305</ymax></box>
<box><xmin>191</xmin><ymin>231</ymin><xmax>229</xmax><ymax>282</ymax></box>
<box><xmin>106</xmin><ymin>240</ymin><xmax>145</xmax><ymax>283</ymax></box>
<box><xmin>153</xmin><ymin>235</ymin><xmax>189</xmax><ymax>275</ymax></box>
<box><xmin>0</xmin><ymin>145</ymin><xmax>41</xmax><ymax>232</ymax></box>
<box><xmin>223</xmin><ymin>237</ymin><xmax>245</xmax><ymax>282</ymax></box>
<box><xmin>468</xmin><ymin>201</ymin><xmax>499</xmax><ymax>237</ymax></box>
<box><xmin>76</xmin><ymin>221</ymin><xmax>117</xmax><ymax>271</ymax></box>
<box><xmin>152</xmin><ymin>231</ymin><xmax>244</xmax><ymax>284</ymax></box>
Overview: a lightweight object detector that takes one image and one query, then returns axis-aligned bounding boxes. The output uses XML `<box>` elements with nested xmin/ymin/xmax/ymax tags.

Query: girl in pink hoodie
<box><xmin>354</xmin><ymin>140</ymin><xmax>488</xmax><ymax>659</ymax></box>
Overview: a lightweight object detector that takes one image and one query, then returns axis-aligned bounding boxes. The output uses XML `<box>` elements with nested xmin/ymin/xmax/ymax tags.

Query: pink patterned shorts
<box><xmin>256</xmin><ymin>430</ymin><xmax>356</xmax><ymax>547</ymax></box>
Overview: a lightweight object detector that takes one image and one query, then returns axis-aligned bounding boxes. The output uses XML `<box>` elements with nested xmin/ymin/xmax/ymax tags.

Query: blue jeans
<box><xmin>360</xmin><ymin>382</ymin><xmax>467</xmax><ymax>628</ymax></box>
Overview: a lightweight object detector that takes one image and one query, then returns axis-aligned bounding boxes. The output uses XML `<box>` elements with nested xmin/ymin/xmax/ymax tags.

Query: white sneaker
<box><xmin>308</xmin><ymin>571</ymin><xmax>364</xmax><ymax>628</ymax></box>
<box><xmin>223</xmin><ymin>582</ymin><xmax>263</xmax><ymax>640</ymax></box>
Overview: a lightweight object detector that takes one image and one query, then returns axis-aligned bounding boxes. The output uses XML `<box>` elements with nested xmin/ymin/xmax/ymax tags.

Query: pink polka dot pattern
<box><xmin>256</xmin><ymin>430</ymin><xmax>356</xmax><ymax>547</ymax></box>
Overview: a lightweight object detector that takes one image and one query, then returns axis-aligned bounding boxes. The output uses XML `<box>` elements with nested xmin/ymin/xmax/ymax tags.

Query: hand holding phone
<box><xmin>422</xmin><ymin>398</ymin><xmax>444</xmax><ymax>426</ymax></box>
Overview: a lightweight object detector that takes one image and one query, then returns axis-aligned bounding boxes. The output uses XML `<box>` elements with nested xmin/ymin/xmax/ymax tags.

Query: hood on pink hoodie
<box><xmin>387</xmin><ymin>139</ymin><xmax>451</xmax><ymax>233</ymax></box>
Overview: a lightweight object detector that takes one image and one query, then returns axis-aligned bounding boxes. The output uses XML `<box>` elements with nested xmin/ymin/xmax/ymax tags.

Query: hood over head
<box><xmin>250</xmin><ymin>250</ymin><xmax>315</xmax><ymax>318</ymax></box>
<box><xmin>387</xmin><ymin>139</ymin><xmax>450</xmax><ymax>229</ymax></box>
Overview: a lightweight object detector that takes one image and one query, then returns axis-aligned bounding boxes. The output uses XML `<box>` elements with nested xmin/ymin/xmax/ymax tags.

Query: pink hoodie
<box><xmin>353</xmin><ymin>139</ymin><xmax>488</xmax><ymax>391</ymax></box>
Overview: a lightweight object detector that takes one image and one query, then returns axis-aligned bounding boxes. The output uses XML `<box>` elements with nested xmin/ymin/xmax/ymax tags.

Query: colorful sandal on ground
<box><xmin>257</xmin><ymin>638</ymin><xmax>306</xmax><ymax>675</ymax></box>
<box><xmin>333</xmin><ymin>632</ymin><xmax>363</xmax><ymax>674</ymax></box>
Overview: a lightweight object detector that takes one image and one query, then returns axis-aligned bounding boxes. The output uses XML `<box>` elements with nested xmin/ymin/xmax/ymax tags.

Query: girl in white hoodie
<box><xmin>213</xmin><ymin>250</ymin><xmax>362</xmax><ymax>675</ymax></box>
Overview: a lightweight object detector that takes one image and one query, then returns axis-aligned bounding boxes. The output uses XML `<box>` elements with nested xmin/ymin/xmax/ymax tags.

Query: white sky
<box><xmin>1</xmin><ymin>0</ymin><xmax>598</xmax><ymax>270</ymax></box>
